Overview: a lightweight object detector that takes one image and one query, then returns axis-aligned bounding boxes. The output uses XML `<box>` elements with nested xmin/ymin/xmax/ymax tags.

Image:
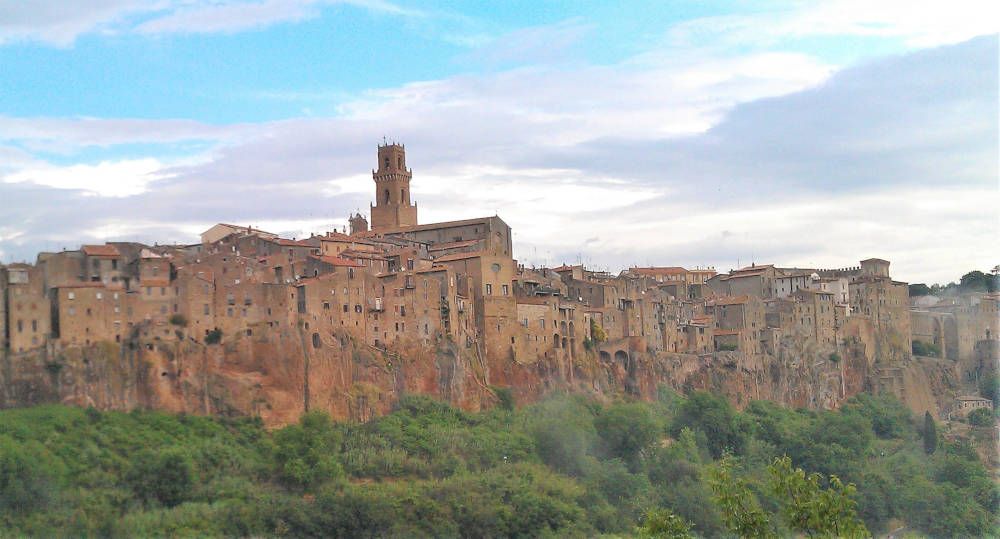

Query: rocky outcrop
<box><xmin>0</xmin><ymin>322</ymin><xmax>961</xmax><ymax>427</ymax></box>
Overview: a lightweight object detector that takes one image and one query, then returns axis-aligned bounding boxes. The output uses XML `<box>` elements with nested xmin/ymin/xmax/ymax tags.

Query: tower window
<box><xmin>401</xmin><ymin>189</ymin><xmax>405</xmax><ymax>203</ymax></box>
<box><xmin>384</xmin><ymin>189</ymin><xmax>390</xmax><ymax>203</ymax></box>
<box><xmin>397</xmin><ymin>157</ymin><xmax>402</xmax><ymax>168</ymax></box>
<box><xmin>384</xmin><ymin>158</ymin><xmax>389</xmax><ymax>169</ymax></box>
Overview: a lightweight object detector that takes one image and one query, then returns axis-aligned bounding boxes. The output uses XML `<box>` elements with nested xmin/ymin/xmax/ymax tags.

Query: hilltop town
<box><xmin>1</xmin><ymin>143</ymin><xmax>996</xmax><ymax>424</ymax></box>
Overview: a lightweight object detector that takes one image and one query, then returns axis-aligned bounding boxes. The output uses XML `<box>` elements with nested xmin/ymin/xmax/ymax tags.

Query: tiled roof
<box><xmin>309</xmin><ymin>255</ymin><xmax>363</xmax><ymax>268</ymax></box>
<box><xmin>428</xmin><ymin>239</ymin><xmax>482</xmax><ymax>251</ymax></box>
<box><xmin>713</xmin><ymin>329</ymin><xmax>740</xmax><ymax>336</ymax></box>
<box><xmin>707</xmin><ymin>295</ymin><xmax>752</xmax><ymax>306</ymax></box>
<box><xmin>82</xmin><ymin>244</ymin><xmax>121</xmax><ymax>257</ymax></box>
<box><xmin>631</xmin><ymin>266</ymin><xmax>688</xmax><ymax>275</ymax></box>
<box><xmin>434</xmin><ymin>251</ymin><xmax>486</xmax><ymax>262</ymax></box>
<box><xmin>274</xmin><ymin>238</ymin><xmax>318</xmax><ymax>247</ymax></box>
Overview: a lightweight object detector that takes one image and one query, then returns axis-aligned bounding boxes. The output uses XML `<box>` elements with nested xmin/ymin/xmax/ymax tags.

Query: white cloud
<box><xmin>3</xmin><ymin>158</ymin><xmax>174</xmax><ymax>197</ymax></box>
<box><xmin>668</xmin><ymin>0</ymin><xmax>1000</xmax><ymax>49</ymax></box>
<box><xmin>0</xmin><ymin>35</ymin><xmax>994</xmax><ymax>285</ymax></box>
<box><xmin>0</xmin><ymin>0</ymin><xmax>418</xmax><ymax>45</ymax></box>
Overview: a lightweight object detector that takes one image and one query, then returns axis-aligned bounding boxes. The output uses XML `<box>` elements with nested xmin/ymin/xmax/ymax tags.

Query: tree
<box><xmin>908</xmin><ymin>283</ymin><xmax>932</xmax><ymax>297</ymax></box>
<box><xmin>671</xmin><ymin>392</ymin><xmax>747</xmax><ymax>458</ymax></box>
<box><xmin>767</xmin><ymin>456</ymin><xmax>869</xmax><ymax>538</ymax></box>
<box><xmin>959</xmin><ymin>270</ymin><xmax>997</xmax><ymax>292</ymax></box>
<box><xmin>637</xmin><ymin>508</ymin><xmax>695</xmax><ymax>538</ymax></box>
<box><xmin>595</xmin><ymin>403</ymin><xmax>659</xmax><ymax>468</ymax></box>
<box><xmin>979</xmin><ymin>375</ymin><xmax>999</xmax><ymax>408</ymax></box>
<box><xmin>923</xmin><ymin>411</ymin><xmax>937</xmax><ymax>455</ymax></box>
<box><xmin>967</xmin><ymin>408</ymin><xmax>992</xmax><ymax>427</ymax></box>
<box><xmin>707</xmin><ymin>456</ymin><xmax>775</xmax><ymax>538</ymax></box>
<box><xmin>127</xmin><ymin>448</ymin><xmax>195</xmax><ymax>507</ymax></box>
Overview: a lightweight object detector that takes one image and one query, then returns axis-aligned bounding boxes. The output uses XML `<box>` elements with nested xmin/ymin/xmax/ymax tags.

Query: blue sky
<box><xmin>0</xmin><ymin>0</ymin><xmax>997</xmax><ymax>283</ymax></box>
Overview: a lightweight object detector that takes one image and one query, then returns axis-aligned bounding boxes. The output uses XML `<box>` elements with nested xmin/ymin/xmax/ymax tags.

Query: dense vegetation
<box><xmin>909</xmin><ymin>269</ymin><xmax>999</xmax><ymax>296</ymax></box>
<box><xmin>0</xmin><ymin>390</ymin><xmax>995</xmax><ymax>537</ymax></box>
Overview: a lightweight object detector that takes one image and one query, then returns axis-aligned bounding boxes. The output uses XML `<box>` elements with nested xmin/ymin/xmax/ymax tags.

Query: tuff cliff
<box><xmin>0</xmin><ymin>318</ymin><xmax>961</xmax><ymax>427</ymax></box>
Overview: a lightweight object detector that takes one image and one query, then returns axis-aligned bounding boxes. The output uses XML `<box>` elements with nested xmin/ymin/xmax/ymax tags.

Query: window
<box><xmin>384</xmin><ymin>158</ymin><xmax>390</xmax><ymax>169</ymax></box>
<box><xmin>96</xmin><ymin>292</ymin><xmax>103</xmax><ymax>300</ymax></box>
<box><xmin>502</xmin><ymin>284</ymin><xmax>509</xmax><ymax>296</ymax></box>
<box><xmin>67</xmin><ymin>291</ymin><xmax>76</xmax><ymax>300</ymax></box>
<box><xmin>31</xmin><ymin>320</ymin><xmax>37</xmax><ymax>332</ymax></box>
<box><xmin>204</xmin><ymin>304</ymin><xmax>210</xmax><ymax>315</ymax></box>
<box><xmin>407</xmin><ymin>258</ymin><xmax>414</xmax><ymax>270</ymax></box>
<box><xmin>16</xmin><ymin>320</ymin><xmax>22</xmax><ymax>333</ymax></box>
<box><xmin>111</xmin><ymin>259</ymin><xmax>118</xmax><ymax>270</ymax></box>
<box><xmin>485</xmin><ymin>283</ymin><xmax>492</xmax><ymax>295</ymax></box>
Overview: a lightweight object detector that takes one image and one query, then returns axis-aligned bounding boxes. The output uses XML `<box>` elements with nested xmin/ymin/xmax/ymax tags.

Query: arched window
<box><xmin>384</xmin><ymin>157</ymin><xmax>389</xmax><ymax>169</ymax></box>
<box><xmin>397</xmin><ymin>157</ymin><xmax>402</xmax><ymax>168</ymax></box>
<box><xmin>384</xmin><ymin>189</ymin><xmax>390</xmax><ymax>203</ymax></box>
<box><xmin>401</xmin><ymin>189</ymin><xmax>405</xmax><ymax>203</ymax></box>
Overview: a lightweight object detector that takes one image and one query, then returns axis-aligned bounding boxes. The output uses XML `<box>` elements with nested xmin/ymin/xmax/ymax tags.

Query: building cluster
<box><xmin>2</xmin><ymin>143</ymin><xmax>997</xmax><ymax>392</ymax></box>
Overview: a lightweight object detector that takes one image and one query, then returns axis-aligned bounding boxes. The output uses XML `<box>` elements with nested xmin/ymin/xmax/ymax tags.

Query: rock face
<box><xmin>0</xmin><ymin>321</ymin><xmax>961</xmax><ymax>427</ymax></box>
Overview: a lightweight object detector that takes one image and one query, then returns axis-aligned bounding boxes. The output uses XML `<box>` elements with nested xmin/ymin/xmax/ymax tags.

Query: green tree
<box><xmin>595</xmin><ymin>402</ymin><xmax>659</xmax><ymax>468</ymax></box>
<box><xmin>671</xmin><ymin>392</ymin><xmax>747</xmax><ymax>458</ymax></box>
<box><xmin>637</xmin><ymin>508</ymin><xmax>695</xmax><ymax>538</ymax></box>
<box><xmin>908</xmin><ymin>283</ymin><xmax>932</xmax><ymax>296</ymax></box>
<box><xmin>966</xmin><ymin>407</ymin><xmax>992</xmax><ymax>427</ymax></box>
<box><xmin>127</xmin><ymin>448</ymin><xmax>195</xmax><ymax>507</ymax></box>
<box><xmin>979</xmin><ymin>375</ymin><xmax>999</xmax><ymax>408</ymax></box>
<box><xmin>767</xmin><ymin>456</ymin><xmax>869</xmax><ymax>538</ymax></box>
<box><xmin>273</xmin><ymin>411</ymin><xmax>344</xmax><ymax>490</ymax></box>
<box><xmin>923</xmin><ymin>412</ymin><xmax>937</xmax><ymax>455</ymax></box>
<box><xmin>959</xmin><ymin>270</ymin><xmax>997</xmax><ymax>292</ymax></box>
<box><xmin>707</xmin><ymin>456</ymin><xmax>775</xmax><ymax>538</ymax></box>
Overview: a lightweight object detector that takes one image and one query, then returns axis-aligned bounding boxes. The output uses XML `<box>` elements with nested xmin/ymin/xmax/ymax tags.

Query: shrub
<box><xmin>911</xmin><ymin>341</ymin><xmax>940</xmax><ymax>357</ymax></box>
<box><xmin>205</xmin><ymin>328</ymin><xmax>222</xmax><ymax>345</ymax></box>
<box><xmin>168</xmin><ymin>314</ymin><xmax>188</xmax><ymax>327</ymax></box>
<box><xmin>967</xmin><ymin>408</ymin><xmax>992</xmax><ymax>427</ymax></box>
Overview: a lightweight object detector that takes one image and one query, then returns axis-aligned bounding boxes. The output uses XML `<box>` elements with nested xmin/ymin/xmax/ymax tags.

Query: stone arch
<box><xmin>614</xmin><ymin>350</ymin><xmax>628</xmax><ymax>368</ymax></box>
<box><xmin>553</xmin><ymin>333</ymin><xmax>560</xmax><ymax>348</ymax></box>
<box><xmin>599</xmin><ymin>350</ymin><xmax>611</xmax><ymax>362</ymax></box>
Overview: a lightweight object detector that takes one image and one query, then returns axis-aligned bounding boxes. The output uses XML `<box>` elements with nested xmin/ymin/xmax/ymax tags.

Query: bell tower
<box><xmin>370</xmin><ymin>142</ymin><xmax>418</xmax><ymax>231</ymax></box>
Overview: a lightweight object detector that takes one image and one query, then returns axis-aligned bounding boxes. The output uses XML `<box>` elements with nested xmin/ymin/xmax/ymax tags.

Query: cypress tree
<box><xmin>923</xmin><ymin>411</ymin><xmax>937</xmax><ymax>454</ymax></box>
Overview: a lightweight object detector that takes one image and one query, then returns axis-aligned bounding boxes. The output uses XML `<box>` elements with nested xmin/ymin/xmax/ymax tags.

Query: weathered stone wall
<box><xmin>0</xmin><ymin>319</ymin><xmax>962</xmax><ymax>427</ymax></box>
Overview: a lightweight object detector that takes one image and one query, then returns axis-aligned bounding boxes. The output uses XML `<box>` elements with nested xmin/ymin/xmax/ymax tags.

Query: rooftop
<box><xmin>82</xmin><ymin>244</ymin><xmax>121</xmax><ymax>257</ymax></box>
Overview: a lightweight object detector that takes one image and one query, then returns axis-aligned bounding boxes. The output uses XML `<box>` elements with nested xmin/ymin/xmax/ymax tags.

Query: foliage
<box><xmin>979</xmin><ymin>375</ymin><xmax>999</xmax><ymax>408</ymax></box>
<box><xmin>671</xmin><ymin>391</ymin><xmax>747</xmax><ymax>458</ymax></box>
<box><xmin>908</xmin><ymin>283</ymin><xmax>932</xmax><ymax>296</ymax></box>
<box><xmin>637</xmin><ymin>508</ymin><xmax>694</xmax><ymax>538</ymax></box>
<box><xmin>168</xmin><ymin>314</ymin><xmax>188</xmax><ymax>327</ymax></box>
<box><xmin>717</xmin><ymin>343</ymin><xmax>738</xmax><ymax>352</ymax></box>
<box><xmin>589</xmin><ymin>318</ymin><xmax>607</xmax><ymax>343</ymax></box>
<box><xmin>492</xmin><ymin>386</ymin><xmax>515</xmax><ymax>411</ymax></box>
<box><xmin>959</xmin><ymin>270</ymin><xmax>998</xmax><ymax>292</ymax></box>
<box><xmin>967</xmin><ymin>407</ymin><xmax>992</xmax><ymax>427</ymax></box>
<box><xmin>911</xmin><ymin>340</ymin><xmax>941</xmax><ymax>357</ymax></box>
<box><xmin>923</xmin><ymin>411</ymin><xmax>937</xmax><ymax>455</ymax></box>
<box><xmin>0</xmin><ymin>393</ymin><xmax>993</xmax><ymax>538</ymax></box>
<box><xmin>707</xmin><ymin>455</ymin><xmax>775</xmax><ymax>538</ymax></box>
<box><xmin>204</xmin><ymin>328</ymin><xmax>222</xmax><ymax>345</ymax></box>
<box><xmin>766</xmin><ymin>456</ymin><xmax>868</xmax><ymax>538</ymax></box>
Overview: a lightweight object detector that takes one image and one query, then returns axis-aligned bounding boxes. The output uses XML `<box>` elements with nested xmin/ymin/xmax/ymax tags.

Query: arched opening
<box><xmin>401</xmin><ymin>189</ymin><xmax>406</xmax><ymax>203</ymax></box>
<box><xmin>561</xmin><ymin>337</ymin><xmax>568</xmax><ymax>349</ymax></box>
<box><xmin>312</xmin><ymin>332</ymin><xmax>321</xmax><ymax>349</ymax></box>
<box><xmin>614</xmin><ymin>350</ymin><xmax>628</xmax><ymax>369</ymax></box>
<box><xmin>553</xmin><ymin>333</ymin><xmax>560</xmax><ymax>348</ymax></box>
<box><xmin>560</xmin><ymin>320</ymin><xmax>567</xmax><ymax>334</ymax></box>
<box><xmin>599</xmin><ymin>350</ymin><xmax>611</xmax><ymax>362</ymax></box>
<box><xmin>568</xmin><ymin>321</ymin><xmax>575</xmax><ymax>335</ymax></box>
<box><xmin>384</xmin><ymin>189</ymin><xmax>390</xmax><ymax>204</ymax></box>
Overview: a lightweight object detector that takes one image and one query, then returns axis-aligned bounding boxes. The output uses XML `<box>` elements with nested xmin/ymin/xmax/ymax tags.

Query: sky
<box><xmin>0</xmin><ymin>0</ymin><xmax>997</xmax><ymax>284</ymax></box>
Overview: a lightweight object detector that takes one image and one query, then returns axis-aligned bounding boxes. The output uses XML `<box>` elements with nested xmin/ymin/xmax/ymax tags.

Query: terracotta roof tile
<box><xmin>82</xmin><ymin>244</ymin><xmax>121</xmax><ymax>257</ymax></box>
